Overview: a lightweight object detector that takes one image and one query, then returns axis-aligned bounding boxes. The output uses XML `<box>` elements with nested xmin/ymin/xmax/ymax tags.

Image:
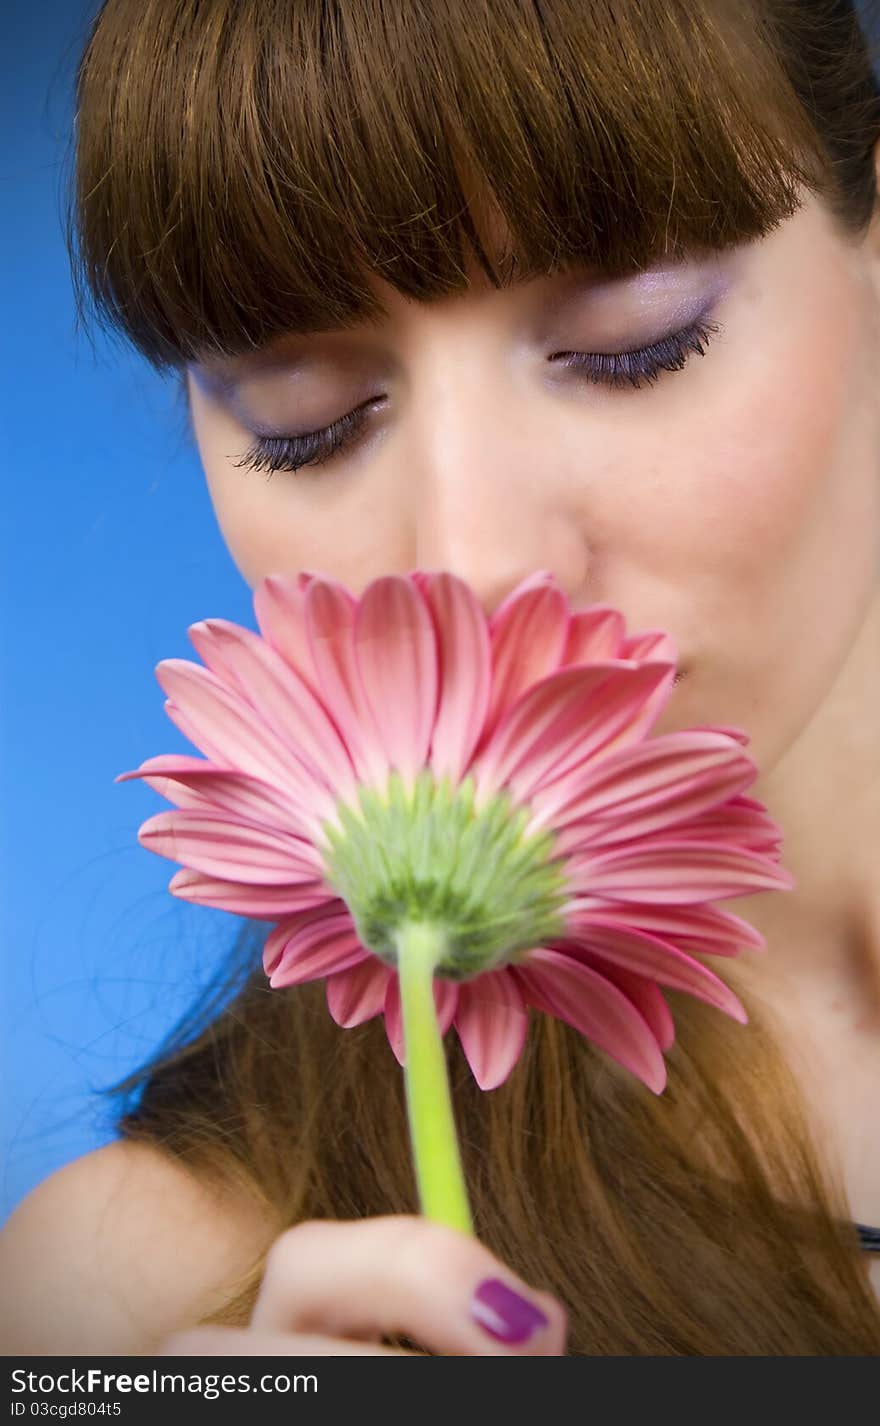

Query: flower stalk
<box><xmin>394</xmin><ymin>919</ymin><xmax>474</xmax><ymax>1236</ymax></box>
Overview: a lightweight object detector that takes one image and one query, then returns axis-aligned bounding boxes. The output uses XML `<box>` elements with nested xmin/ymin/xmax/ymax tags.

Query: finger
<box><xmin>249</xmin><ymin>1216</ymin><xmax>567</xmax><ymax>1356</ymax></box>
<box><xmin>160</xmin><ymin>1326</ymin><xmax>416</xmax><ymax>1357</ymax></box>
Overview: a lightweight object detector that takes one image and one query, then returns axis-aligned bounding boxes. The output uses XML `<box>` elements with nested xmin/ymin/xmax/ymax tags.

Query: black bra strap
<box><xmin>854</xmin><ymin>1222</ymin><xmax>880</xmax><ymax>1252</ymax></box>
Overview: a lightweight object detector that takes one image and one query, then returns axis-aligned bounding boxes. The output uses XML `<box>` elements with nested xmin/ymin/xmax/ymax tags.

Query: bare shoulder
<box><xmin>0</xmin><ymin>1139</ymin><xmax>282</xmax><ymax>1355</ymax></box>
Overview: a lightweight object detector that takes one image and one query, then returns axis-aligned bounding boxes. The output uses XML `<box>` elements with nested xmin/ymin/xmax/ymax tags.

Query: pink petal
<box><xmin>567</xmin><ymin>837</ymin><xmax>796</xmax><ymax>904</ymax></box>
<box><xmin>160</xmin><ymin>699</ymin><xmax>233</xmax><ymax>774</ymax></box>
<box><xmin>453</xmin><ymin>969</ymin><xmax>529</xmax><ymax>1089</ymax></box>
<box><xmin>561</xmin><ymin>914</ymin><xmax>747</xmax><ymax>1023</ymax></box>
<box><xmin>116</xmin><ymin>753</ymin><xmax>218</xmax><ymax>811</ymax></box>
<box><xmin>650</xmin><ymin>796</ymin><xmax>786</xmax><ymax>858</ymax></box>
<box><xmin>565</xmin><ymin>897</ymin><xmax>767</xmax><ymax>956</ymax></box>
<box><xmin>602</xmin><ymin>629</ymin><xmax>681</xmax><ymax>755</ymax></box>
<box><xmin>155</xmin><ymin>660</ymin><xmax>338</xmax><ymax>838</ymax></box>
<box><xmin>560</xmin><ymin>605</ymin><xmax>627</xmax><ymax>663</ymax></box>
<box><xmin>728</xmin><ymin>791</ymin><xmax>786</xmax><ymax>858</ymax></box>
<box><xmin>263</xmin><ymin>904</ymin><xmax>369</xmax><ymax>986</ymax></box>
<box><xmin>138</xmin><ymin>808</ymin><xmax>324</xmax><ymax>883</ymax></box>
<box><xmin>620</xmin><ymin>630</ymin><xmax>678</xmax><ymax>663</ymax></box>
<box><xmin>253</xmin><ymin>572</ymin><xmax>324</xmax><ymax>700</ymax></box>
<box><xmin>515</xmin><ymin>662</ymin><xmax>679</xmax><ymax>802</ymax></box>
<box><xmin>326</xmin><ymin>957</ymin><xmax>394</xmax><ymax>1027</ymax></box>
<box><xmin>353</xmin><ymin>576</ymin><xmax>439</xmax><ymax>790</ymax></box>
<box><xmin>472</xmin><ymin>661</ymin><xmax>674</xmax><ymax>808</ymax></box>
<box><xmin>117</xmin><ymin>754</ymin><xmax>315</xmax><ymax>834</ymax></box>
<box><xmin>687</xmin><ymin>722</ymin><xmax>751</xmax><ymax>747</ymax></box>
<box><xmin>168</xmin><ymin>867</ymin><xmax>331</xmax><ymax>919</ymax></box>
<box><xmin>476</xmin><ymin>572</ymin><xmax>570</xmax><ymax>752</ymax></box>
<box><xmin>187</xmin><ymin>618</ymin><xmax>359</xmax><ymax>805</ymax></box>
<box><xmin>382</xmin><ymin>975</ymin><xmax>459</xmax><ymax>1065</ymax></box>
<box><xmin>569</xmin><ymin>944</ymin><xmax>675</xmax><ymax>1051</ymax></box>
<box><xmin>530</xmin><ymin>730</ymin><xmax>757</xmax><ymax>842</ymax></box>
<box><xmin>302</xmin><ymin>576</ymin><xmax>394</xmax><ymax>789</ymax></box>
<box><xmin>513</xmin><ymin>948</ymin><xmax>667</xmax><ymax>1094</ymax></box>
<box><xmin>410</xmin><ymin>572</ymin><xmax>492</xmax><ymax>785</ymax></box>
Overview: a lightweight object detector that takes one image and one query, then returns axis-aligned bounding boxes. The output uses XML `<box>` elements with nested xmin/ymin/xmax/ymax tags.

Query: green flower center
<box><xmin>319</xmin><ymin>768</ymin><xmax>570</xmax><ymax>979</ymax></box>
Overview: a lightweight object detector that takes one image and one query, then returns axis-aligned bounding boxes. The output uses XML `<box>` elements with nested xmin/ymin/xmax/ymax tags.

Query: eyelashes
<box><xmin>232</xmin><ymin>400</ymin><xmax>380</xmax><ymax>480</ymax></box>
<box><xmin>232</xmin><ymin>316</ymin><xmax>723</xmax><ymax>479</ymax></box>
<box><xmin>551</xmin><ymin>316</ymin><xmax>722</xmax><ymax>389</ymax></box>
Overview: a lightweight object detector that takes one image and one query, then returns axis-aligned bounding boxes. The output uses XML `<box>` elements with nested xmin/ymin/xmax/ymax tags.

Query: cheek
<box><xmin>652</xmin><ymin>287</ymin><xmax>879</xmax><ymax>763</ymax></box>
<box><xmin>189</xmin><ymin>396</ymin><xmax>358</xmax><ymax>588</ymax></box>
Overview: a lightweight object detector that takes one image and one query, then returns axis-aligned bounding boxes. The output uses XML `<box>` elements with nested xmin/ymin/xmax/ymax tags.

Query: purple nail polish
<box><xmin>470</xmin><ymin>1277</ymin><xmax>549</xmax><ymax>1344</ymax></box>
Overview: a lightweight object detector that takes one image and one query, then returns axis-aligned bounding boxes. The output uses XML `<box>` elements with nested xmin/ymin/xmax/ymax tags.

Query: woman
<box><xmin>2</xmin><ymin>0</ymin><xmax>880</xmax><ymax>1355</ymax></box>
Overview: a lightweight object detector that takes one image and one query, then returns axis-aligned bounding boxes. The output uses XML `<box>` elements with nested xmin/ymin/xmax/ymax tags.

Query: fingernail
<box><xmin>469</xmin><ymin>1277</ymin><xmax>550</xmax><ymax>1344</ymax></box>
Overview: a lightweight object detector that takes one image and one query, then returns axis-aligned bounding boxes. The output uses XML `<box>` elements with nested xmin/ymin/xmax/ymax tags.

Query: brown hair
<box><xmin>67</xmin><ymin>0</ymin><xmax>880</xmax><ymax>1353</ymax></box>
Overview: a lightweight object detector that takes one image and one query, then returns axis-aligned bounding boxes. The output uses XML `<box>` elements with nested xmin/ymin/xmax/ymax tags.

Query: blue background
<box><xmin>1</xmin><ymin>2</ymin><xmax>258</xmax><ymax>1219</ymax></box>
<box><xmin>4</xmin><ymin>2</ymin><xmax>880</xmax><ymax>1223</ymax></box>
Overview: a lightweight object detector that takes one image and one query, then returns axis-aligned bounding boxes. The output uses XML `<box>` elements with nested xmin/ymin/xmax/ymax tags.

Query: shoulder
<box><xmin>0</xmin><ymin>1139</ymin><xmax>282</xmax><ymax>1355</ymax></box>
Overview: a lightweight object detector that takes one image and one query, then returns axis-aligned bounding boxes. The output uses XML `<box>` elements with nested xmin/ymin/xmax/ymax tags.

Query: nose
<box><xmin>406</xmin><ymin>367</ymin><xmax>590</xmax><ymax>621</ymax></box>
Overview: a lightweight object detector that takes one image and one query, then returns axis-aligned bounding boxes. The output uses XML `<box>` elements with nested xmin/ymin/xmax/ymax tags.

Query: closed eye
<box><xmin>230</xmin><ymin>397</ymin><xmax>384</xmax><ymax>479</ymax></box>
<box><xmin>550</xmin><ymin>315</ymin><xmax>722</xmax><ymax>389</ymax></box>
<box><xmin>231</xmin><ymin>315</ymin><xmax>722</xmax><ymax>479</ymax></box>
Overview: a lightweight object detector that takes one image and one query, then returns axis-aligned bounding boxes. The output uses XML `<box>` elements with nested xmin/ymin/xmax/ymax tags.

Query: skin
<box><xmin>0</xmin><ymin>1142</ymin><xmax>567</xmax><ymax>1354</ymax></box>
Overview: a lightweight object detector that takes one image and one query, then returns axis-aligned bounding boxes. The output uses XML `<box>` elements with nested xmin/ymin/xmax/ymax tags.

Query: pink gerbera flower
<box><xmin>118</xmin><ymin>569</ymin><xmax>793</xmax><ymax>1097</ymax></box>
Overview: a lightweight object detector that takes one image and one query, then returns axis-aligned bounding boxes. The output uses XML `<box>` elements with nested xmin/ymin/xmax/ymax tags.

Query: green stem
<box><xmin>393</xmin><ymin>920</ymin><xmax>474</xmax><ymax>1236</ymax></box>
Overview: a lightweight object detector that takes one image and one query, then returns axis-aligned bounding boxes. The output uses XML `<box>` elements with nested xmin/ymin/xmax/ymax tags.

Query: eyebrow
<box><xmin>237</xmin><ymin>343</ymin><xmax>343</xmax><ymax>373</ymax></box>
<box><xmin>194</xmin><ymin>263</ymin><xmax>609</xmax><ymax>381</ymax></box>
<box><xmin>196</xmin><ymin>253</ymin><xmax>726</xmax><ymax>389</ymax></box>
<box><xmin>195</xmin><ymin>318</ymin><xmax>392</xmax><ymax>388</ymax></box>
<box><xmin>191</xmin><ymin>343</ymin><xmax>344</xmax><ymax>399</ymax></box>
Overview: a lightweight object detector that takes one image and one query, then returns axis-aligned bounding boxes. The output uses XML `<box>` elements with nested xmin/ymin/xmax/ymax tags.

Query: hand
<box><xmin>159</xmin><ymin>1215</ymin><xmax>568</xmax><ymax>1356</ymax></box>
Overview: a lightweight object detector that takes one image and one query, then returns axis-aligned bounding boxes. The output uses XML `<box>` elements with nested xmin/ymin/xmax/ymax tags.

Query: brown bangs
<box><xmin>66</xmin><ymin>0</ymin><xmax>880</xmax><ymax>371</ymax></box>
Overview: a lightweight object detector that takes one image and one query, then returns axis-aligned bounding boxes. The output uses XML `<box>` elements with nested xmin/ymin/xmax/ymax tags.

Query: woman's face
<box><xmin>186</xmin><ymin>183</ymin><xmax>880</xmax><ymax>776</ymax></box>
